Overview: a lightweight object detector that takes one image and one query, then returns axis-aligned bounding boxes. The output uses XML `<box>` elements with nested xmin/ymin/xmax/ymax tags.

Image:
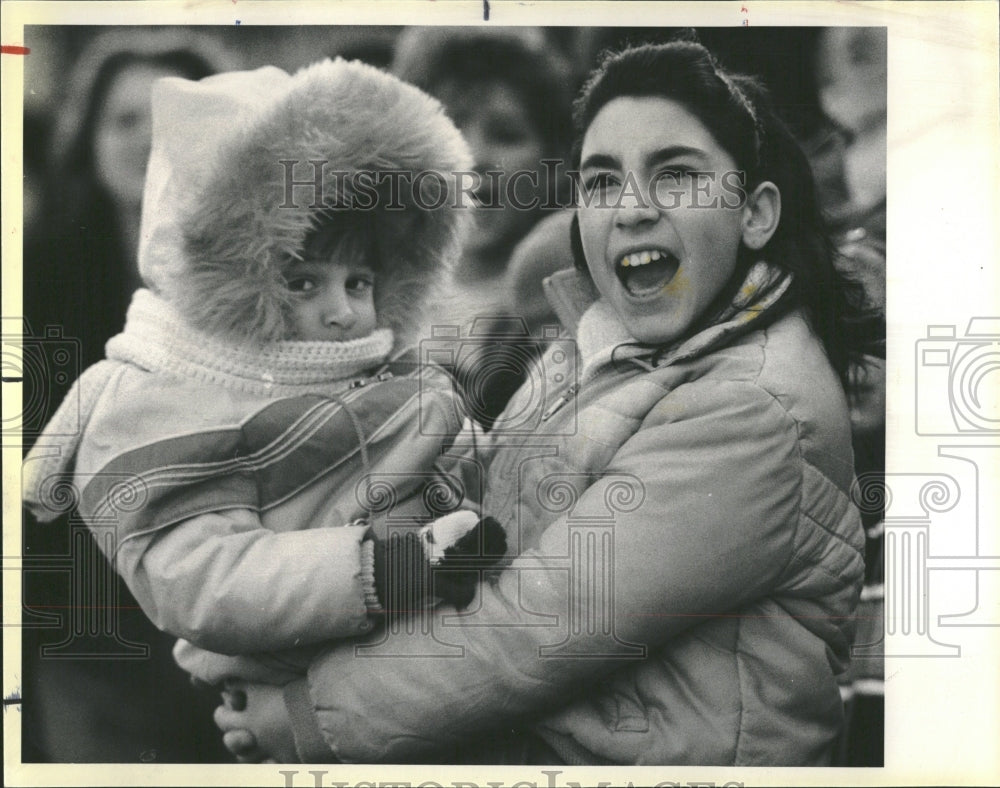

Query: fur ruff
<box><xmin>161</xmin><ymin>59</ymin><xmax>472</xmax><ymax>348</ymax></box>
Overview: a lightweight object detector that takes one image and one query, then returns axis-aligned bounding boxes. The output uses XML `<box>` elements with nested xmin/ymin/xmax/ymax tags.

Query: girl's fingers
<box><xmin>223</xmin><ymin>729</ymin><xmax>260</xmax><ymax>760</ymax></box>
<box><xmin>214</xmin><ymin>703</ymin><xmax>248</xmax><ymax>732</ymax></box>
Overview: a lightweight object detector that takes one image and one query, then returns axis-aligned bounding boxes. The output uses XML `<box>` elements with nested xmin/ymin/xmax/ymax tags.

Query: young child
<box><xmin>23</xmin><ymin>59</ymin><xmax>502</xmax><ymax>690</ymax></box>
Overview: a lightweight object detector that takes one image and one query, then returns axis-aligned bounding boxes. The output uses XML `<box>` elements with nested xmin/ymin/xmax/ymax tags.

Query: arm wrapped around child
<box><xmin>173</xmin><ymin>508</ymin><xmax>506</xmax><ymax>690</ymax></box>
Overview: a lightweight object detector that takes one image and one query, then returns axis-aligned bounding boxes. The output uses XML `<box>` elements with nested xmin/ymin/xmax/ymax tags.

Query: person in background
<box><xmin>809</xmin><ymin>26</ymin><xmax>888</xmax><ymax>768</ymax></box>
<box><xmin>21</xmin><ymin>28</ymin><xmax>237</xmax><ymax>763</ymax></box>
<box><xmin>21</xmin><ymin>110</ymin><xmax>51</xmax><ymax>244</ymax></box>
<box><xmin>392</xmin><ymin>27</ymin><xmax>574</xmax><ymax>430</ymax></box>
<box><xmin>25</xmin><ymin>28</ymin><xmax>238</xmax><ymax>374</ymax></box>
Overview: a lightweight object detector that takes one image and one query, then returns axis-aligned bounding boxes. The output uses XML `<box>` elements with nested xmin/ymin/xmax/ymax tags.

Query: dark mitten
<box><xmin>440</xmin><ymin>515</ymin><xmax>507</xmax><ymax>562</ymax></box>
<box><xmin>370</xmin><ymin>514</ymin><xmax>508</xmax><ymax>615</ymax></box>
<box><xmin>430</xmin><ymin>515</ymin><xmax>507</xmax><ymax>610</ymax></box>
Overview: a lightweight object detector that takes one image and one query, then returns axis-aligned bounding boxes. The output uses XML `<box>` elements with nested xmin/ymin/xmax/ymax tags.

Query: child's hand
<box><xmin>421</xmin><ymin>511</ymin><xmax>507</xmax><ymax>564</ymax></box>
<box><xmin>371</xmin><ymin>511</ymin><xmax>506</xmax><ymax>615</ymax></box>
<box><xmin>214</xmin><ymin>680</ymin><xmax>298</xmax><ymax>764</ymax></box>
<box><xmin>422</xmin><ymin>512</ymin><xmax>507</xmax><ymax>610</ymax></box>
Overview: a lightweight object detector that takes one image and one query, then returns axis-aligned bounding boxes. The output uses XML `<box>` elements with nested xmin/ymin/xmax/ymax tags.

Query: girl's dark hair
<box><xmin>393</xmin><ymin>28</ymin><xmax>574</xmax><ymax>158</ymax></box>
<box><xmin>569</xmin><ymin>40</ymin><xmax>872</xmax><ymax>384</ymax></box>
<box><xmin>300</xmin><ymin>210</ymin><xmax>379</xmax><ymax>272</ymax></box>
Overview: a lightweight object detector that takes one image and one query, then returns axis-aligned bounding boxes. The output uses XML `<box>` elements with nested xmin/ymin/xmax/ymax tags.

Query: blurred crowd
<box><xmin>20</xmin><ymin>25</ymin><xmax>886</xmax><ymax>766</ymax></box>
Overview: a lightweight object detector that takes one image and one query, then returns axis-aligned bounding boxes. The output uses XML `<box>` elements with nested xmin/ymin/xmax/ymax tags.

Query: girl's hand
<box><xmin>213</xmin><ymin>680</ymin><xmax>299</xmax><ymax>763</ymax></box>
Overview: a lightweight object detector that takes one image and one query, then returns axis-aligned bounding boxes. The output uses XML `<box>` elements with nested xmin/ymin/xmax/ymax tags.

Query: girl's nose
<box><xmin>322</xmin><ymin>293</ymin><xmax>357</xmax><ymax>329</ymax></box>
<box><xmin>614</xmin><ymin>182</ymin><xmax>659</xmax><ymax>229</ymax></box>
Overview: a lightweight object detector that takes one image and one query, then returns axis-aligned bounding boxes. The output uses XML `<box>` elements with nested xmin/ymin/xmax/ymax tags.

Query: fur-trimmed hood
<box><xmin>138</xmin><ymin>58</ymin><xmax>472</xmax><ymax>348</ymax></box>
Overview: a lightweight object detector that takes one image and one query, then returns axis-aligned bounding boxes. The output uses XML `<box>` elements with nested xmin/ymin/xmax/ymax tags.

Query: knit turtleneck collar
<box><xmin>108</xmin><ymin>289</ymin><xmax>395</xmax><ymax>396</ymax></box>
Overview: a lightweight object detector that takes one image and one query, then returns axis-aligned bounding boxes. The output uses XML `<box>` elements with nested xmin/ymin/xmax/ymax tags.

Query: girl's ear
<box><xmin>741</xmin><ymin>181</ymin><xmax>781</xmax><ymax>250</ymax></box>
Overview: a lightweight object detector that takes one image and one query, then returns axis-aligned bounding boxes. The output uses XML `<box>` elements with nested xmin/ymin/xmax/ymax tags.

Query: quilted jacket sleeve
<box><xmin>287</xmin><ymin>379</ymin><xmax>815</xmax><ymax>762</ymax></box>
<box><xmin>116</xmin><ymin>514</ymin><xmax>376</xmax><ymax>655</ymax></box>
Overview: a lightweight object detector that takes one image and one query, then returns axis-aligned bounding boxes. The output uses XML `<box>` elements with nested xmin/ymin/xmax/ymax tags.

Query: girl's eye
<box><xmin>346</xmin><ymin>276</ymin><xmax>374</xmax><ymax>295</ymax></box>
<box><xmin>655</xmin><ymin>166</ymin><xmax>693</xmax><ymax>183</ymax></box>
<box><xmin>581</xmin><ymin>172</ymin><xmax>619</xmax><ymax>191</ymax></box>
<box><xmin>286</xmin><ymin>278</ymin><xmax>316</xmax><ymax>294</ymax></box>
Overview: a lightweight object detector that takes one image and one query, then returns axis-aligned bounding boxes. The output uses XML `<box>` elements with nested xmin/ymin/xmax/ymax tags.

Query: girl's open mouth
<box><xmin>615</xmin><ymin>249</ymin><xmax>681</xmax><ymax>297</ymax></box>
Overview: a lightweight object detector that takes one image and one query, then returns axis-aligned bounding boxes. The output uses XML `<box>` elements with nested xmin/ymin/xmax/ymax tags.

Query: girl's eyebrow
<box><xmin>579</xmin><ymin>152</ymin><xmax>620</xmax><ymax>171</ymax></box>
<box><xmin>581</xmin><ymin>146</ymin><xmax>708</xmax><ymax>172</ymax></box>
<box><xmin>647</xmin><ymin>145</ymin><xmax>708</xmax><ymax>167</ymax></box>
<box><xmin>285</xmin><ymin>259</ymin><xmax>321</xmax><ymax>270</ymax></box>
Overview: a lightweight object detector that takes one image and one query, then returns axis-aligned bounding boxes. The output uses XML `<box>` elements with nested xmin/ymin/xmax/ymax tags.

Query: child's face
<box><xmin>284</xmin><ymin>258</ymin><xmax>377</xmax><ymax>342</ymax></box>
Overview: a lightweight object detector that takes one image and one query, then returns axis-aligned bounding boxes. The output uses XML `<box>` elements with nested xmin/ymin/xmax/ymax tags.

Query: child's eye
<box><xmin>285</xmin><ymin>277</ymin><xmax>316</xmax><ymax>294</ymax></box>
<box><xmin>346</xmin><ymin>276</ymin><xmax>374</xmax><ymax>295</ymax></box>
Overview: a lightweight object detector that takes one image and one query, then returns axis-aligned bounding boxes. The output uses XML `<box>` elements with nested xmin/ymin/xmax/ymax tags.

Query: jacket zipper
<box><xmin>540</xmin><ymin>384</ymin><xmax>579</xmax><ymax>422</ymax></box>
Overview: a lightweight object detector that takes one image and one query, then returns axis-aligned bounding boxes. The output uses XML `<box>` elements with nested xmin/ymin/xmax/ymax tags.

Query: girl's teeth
<box><xmin>621</xmin><ymin>250</ymin><xmax>664</xmax><ymax>268</ymax></box>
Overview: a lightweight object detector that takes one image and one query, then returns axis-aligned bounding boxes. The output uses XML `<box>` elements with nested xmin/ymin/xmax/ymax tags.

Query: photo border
<box><xmin>3</xmin><ymin>2</ymin><xmax>998</xmax><ymax>786</ymax></box>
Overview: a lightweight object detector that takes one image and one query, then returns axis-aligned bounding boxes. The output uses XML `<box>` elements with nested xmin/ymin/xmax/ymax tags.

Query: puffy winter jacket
<box><xmin>21</xmin><ymin>293</ymin><xmax>465</xmax><ymax>681</ymax></box>
<box><xmin>285</xmin><ymin>269</ymin><xmax>865</xmax><ymax>765</ymax></box>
